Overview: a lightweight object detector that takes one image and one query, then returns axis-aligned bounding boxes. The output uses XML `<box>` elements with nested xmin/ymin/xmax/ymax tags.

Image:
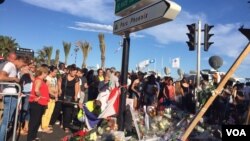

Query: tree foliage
<box><xmin>76</xmin><ymin>41</ymin><xmax>92</xmax><ymax>68</ymax></box>
<box><xmin>0</xmin><ymin>35</ymin><xmax>19</xmax><ymax>57</ymax></box>
<box><xmin>98</xmin><ymin>33</ymin><xmax>106</xmax><ymax>69</ymax></box>
<box><xmin>54</xmin><ymin>49</ymin><xmax>60</xmax><ymax>67</ymax></box>
<box><xmin>35</xmin><ymin>49</ymin><xmax>47</xmax><ymax>65</ymax></box>
<box><xmin>43</xmin><ymin>46</ymin><xmax>53</xmax><ymax>66</ymax></box>
<box><xmin>63</xmin><ymin>41</ymin><xmax>71</xmax><ymax>66</ymax></box>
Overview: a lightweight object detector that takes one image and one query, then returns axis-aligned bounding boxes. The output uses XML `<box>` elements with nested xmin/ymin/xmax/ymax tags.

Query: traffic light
<box><xmin>204</xmin><ymin>24</ymin><xmax>214</xmax><ymax>51</ymax></box>
<box><xmin>186</xmin><ymin>23</ymin><xmax>196</xmax><ymax>51</ymax></box>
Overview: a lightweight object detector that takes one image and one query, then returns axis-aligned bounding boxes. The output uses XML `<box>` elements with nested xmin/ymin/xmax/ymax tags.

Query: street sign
<box><xmin>113</xmin><ymin>0</ymin><xmax>181</xmax><ymax>35</ymax></box>
<box><xmin>115</xmin><ymin>0</ymin><xmax>159</xmax><ymax>17</ymax></box>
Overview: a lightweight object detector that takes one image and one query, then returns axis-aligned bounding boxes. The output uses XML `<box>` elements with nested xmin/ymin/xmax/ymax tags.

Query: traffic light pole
<box><xmin>196</xmin><ymin>20</ymin><xmax>201</xmax><ymax>89</ymax></box>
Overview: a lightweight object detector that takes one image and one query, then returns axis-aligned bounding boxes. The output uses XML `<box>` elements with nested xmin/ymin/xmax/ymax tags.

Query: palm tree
<box><xmin>35</xmin><ymin>49</ymin><xmax>47</xmax><ymax>65</ymax></box>
<box><xmin>0</xmin><ymin>35</ymin><xmax>19</xmax><ymax>57</ymax></box>
<box><xmin>54</xmin><ymin>49</ymin><xmax>60</xmax><ymax>67</ymax></box>
<box><xmin>43</xmin><ymin>46</ymin><xmax>53</xmax><ymax>66</ymax></box>
<box><xmin>63</xmin><ymin>41</ymin><xmax>71</xmax><ymax>66</ymax></box>
<box><xmin>98</xmin><ymin>33</ymin><xmax>106</xmax><ymax>69</ymax></box>
<box><xmin>76</xmin><ymin>41</ymin><xmax>92</xmax><ymax>68</ymax></box>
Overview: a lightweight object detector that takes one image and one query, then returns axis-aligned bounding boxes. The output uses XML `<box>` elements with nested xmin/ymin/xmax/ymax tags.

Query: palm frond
<box><xmin>43</xmin><ymin>46</ymin><xmax>53</xmax><ymax>66</ymax></box>
<box><xmin>54</xmin><ymin>49</ymin><xmax>60</xmax><ymax>67</ymax></box>
<box><xmin>63</xmin><ymin>41</ymin><xmax>71</xmax><ymax>65</ymax></box>
<box><xmin>76</xmin><ymin>41</ymin><xmax>92</xmax><ymax>68</ymax></box>
<box><xmin>98</xmin><ymin>33</ymin><xmax>106</xmax><ymax>69</ymax></box>
<box><xmin>0</xmin><ymin>35</ymin><xmax>19</xmax><ymax>57</ymax></box>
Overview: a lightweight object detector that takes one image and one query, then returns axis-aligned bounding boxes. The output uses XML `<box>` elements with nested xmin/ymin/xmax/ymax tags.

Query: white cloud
<box><xmin>212</xmin><ymin>23</ymin><xmax>248</xmax><ymax>58</ymax></box>
<box><xmin>202</xmin><ymin>57</ymin><xmax>210</xmax><ymax>62</ymax></box>
<box><xmin>130</xmin><ymin>33</ymin><xmax>145</xmax><ymax>38</ymax></box>
<box><xmin>154</xmin><ymin>44</ymin><xmax>166</xmax><ymax>49</ymax></box>
<box><xmin>21</xmin><ymin>0</ymin><xmax>115</xmax><ymax>23</ymax></box>
<box><xmin>211</xmin><ymin>24</ymin><xmax>250</xmax><ymax>76</ymax></box>
<box><xmin>68</xmin><ymin>22</ymin><xmax>113</xmax><ymax>33</ymax></box>
<box><xmin>143</xmin><ymin>11</ymin><xmax>206</xmax><ymax>44</ymax></box>
<box><xmin>69</xmin><ymin>22</ymin><xmax>145</xmax><ymax>38</ymax></box>
<box><xmin>142</xmin><ymin>10</ymin><xmax>249</xmax><ymax>61</ymax></box>
<box><xmin>21</xmin><ymin>0</ymin><xmax>249</xmax><ymax>61</ymax></box>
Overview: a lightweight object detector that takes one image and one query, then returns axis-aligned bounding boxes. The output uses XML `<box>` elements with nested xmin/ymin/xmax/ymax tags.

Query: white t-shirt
<box><xmin>110</xmin><ymin>73</ymin><xmax>119</xmax><ymax>89</ymax></box>
<box><xmin>127</xmin><ymin>78</ymin><xmax>131</xmax><ymax>87</ymax></box>
<box><xmin>46</xmin><ymin>75</ymin><xmax>57</xmax><ymax>88</ymax></box>
<box><xmin>2</xmin><ymin>62</ymin><xmax>17</xmax><ymax>94</ymax></box>
<box><xmin>45</xmin><ymin>75</ymin><xmax>58</xmax><ymax>97</ymax></box>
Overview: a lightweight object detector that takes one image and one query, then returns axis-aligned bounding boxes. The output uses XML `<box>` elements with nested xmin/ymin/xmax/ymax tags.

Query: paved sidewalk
<box><xmin>15</xmin><ymin>125</ymin><xmax>71</xmax><ymax>141</ymax></box>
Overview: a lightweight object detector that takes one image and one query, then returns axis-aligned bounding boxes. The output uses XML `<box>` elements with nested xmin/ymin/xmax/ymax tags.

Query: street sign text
<box><xmin>113</xmin><ymin>0</ymin><xmax>181</xmax><ymax>35</ymax></box>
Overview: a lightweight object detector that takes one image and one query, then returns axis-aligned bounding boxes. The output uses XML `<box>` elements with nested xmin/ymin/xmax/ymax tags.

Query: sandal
<box><xmin>42</xmin><ymin>128</ymin><xmax>53</xmax><ymax>134</ymax></box>
<box><xmin>64</xmin><ymin>128</ymin><xmax>70</xmax><ymax>133</ymax></box>
<box><xmin>48</xmin><ymin>125</ymin><xmax>53</xmax><ymax>130</ymax></box>
<box><xmin>20</xmin><ymin>129</ymin><xmax>28</xmax><ymax>135</ymax></box>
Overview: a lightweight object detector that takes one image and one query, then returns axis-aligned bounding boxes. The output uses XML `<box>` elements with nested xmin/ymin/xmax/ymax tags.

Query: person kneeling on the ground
<box><xmin>78</xmin><ymin>100</ymin><xmax>102</xmax><ymax>129</ymax></box>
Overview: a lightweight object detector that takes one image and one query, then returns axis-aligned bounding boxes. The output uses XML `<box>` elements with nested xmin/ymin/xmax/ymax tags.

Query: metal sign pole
<box><xmin>196</xmin><ymin>20</ymin><xmax>201</xmax><ymax>89</ymax></box>
<box><xmin>118</xmin><ymin>32</ymin><xmax>130</xmax><ymax>131</ymax></box>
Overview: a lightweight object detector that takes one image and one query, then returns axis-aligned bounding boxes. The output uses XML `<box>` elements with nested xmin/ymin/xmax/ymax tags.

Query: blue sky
<box><xmin>1</xmin><ymin>0</ymin><xmax>250</xmax><ymax>79</ymax></box>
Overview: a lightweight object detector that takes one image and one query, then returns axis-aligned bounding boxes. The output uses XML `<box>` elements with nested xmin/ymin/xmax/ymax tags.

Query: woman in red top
<box><xmin>167</xmin><ymin>78</ymin><xmax>176</xmax><ymax>101</ymax></box>
<box><xmin>163</xmin><ymin>77</ymin><xmax>175</xmax><ymax>106</ymax></box>
<box><xmin>27</xmin><ymin>66</ymin><xmax>49</xmax><ymax>141</ymax></box>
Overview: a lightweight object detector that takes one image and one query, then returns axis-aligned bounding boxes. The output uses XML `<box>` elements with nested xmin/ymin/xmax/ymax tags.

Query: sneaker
<box><xmin>38</xmin><ymin>127</ymin><xmax>43</xmax><ymax>132</ymax></box>
<box><xmin>55</xmin><ymin>121</ymin><xmax>60</xmax><ymax>125</ymax></box>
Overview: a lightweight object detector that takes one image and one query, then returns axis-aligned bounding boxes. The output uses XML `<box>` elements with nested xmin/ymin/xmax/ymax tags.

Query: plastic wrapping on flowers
<box><xmin>62</xmin><ymin>104</ymin><xmax>222</xmax><ymax>141</ymax></box>
<box><xmin>133</xmin><ymin>105</ymin><xmax>221</xmax><ymax>141</ymax></box>
<box><xmin>197</xmin><ymin>85</ymin><xmax>216</xmax><ymax>108</ymax></box>
<box><xmin>136</xmin><ymin>106</ymin><xmax>189</xmax><ymax>140</ymax></box>
<box><xmin>61</xmin><ymin>118</ymin><xmax>124</xmax><ymax>141</ymax></box>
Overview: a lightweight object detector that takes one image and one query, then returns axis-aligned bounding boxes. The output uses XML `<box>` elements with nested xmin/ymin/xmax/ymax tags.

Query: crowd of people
<box><xmin>0</xmin><ymin>52</ymin><xmax>250</xmax><ymax>141</ymax></box>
